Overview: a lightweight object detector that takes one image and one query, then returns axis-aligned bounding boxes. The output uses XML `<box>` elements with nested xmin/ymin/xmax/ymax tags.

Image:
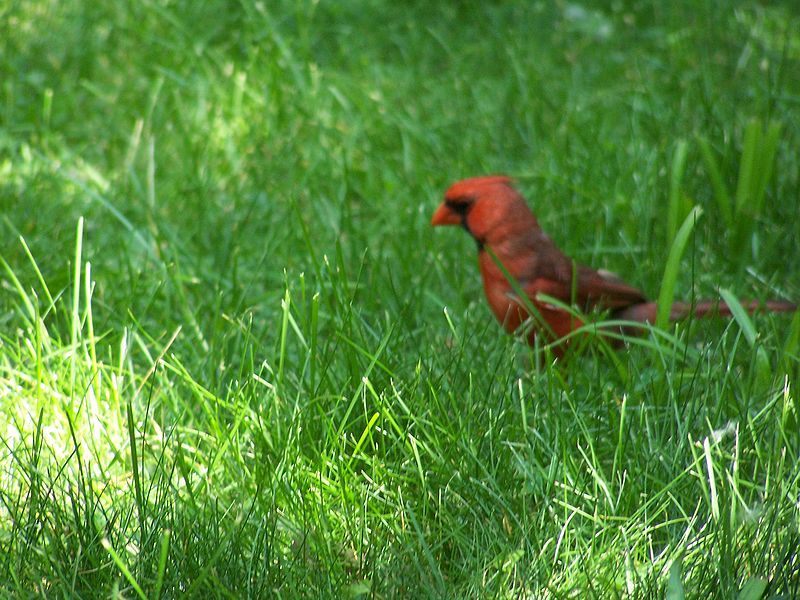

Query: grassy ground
<box><xmin>2</xmin><ymin>0</ymin><xmax>800</xmax><ymax>597</ymax></box>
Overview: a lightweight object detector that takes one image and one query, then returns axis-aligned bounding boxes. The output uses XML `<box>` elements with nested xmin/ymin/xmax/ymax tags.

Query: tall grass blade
<box><xmin>1</xmin><ymin>255</ymin><xmax>37</xmax><ymax>324</ymax></box>
<box><xmin>696</xmin><ymin>136</ymin><xmax>732</xmax><ymax>228</ymax></box>
<box><xmin>719</xmin><ymin>287</ymin><xmax>772</xmax><ymax>384</ymax></box>
<box><xmin>666</xmin><ymin>557</ymin><xmax>685</xmax><ymax>600</ymax></box>
<box><xmin>731</xmin><ymin>119</ymin><xmax>782</xmax><ymax>258</ymax></box>
<box><xmin>734</xmin><ymin>119</ymin><xmax>761</xmax><ymax>215</ymax></box>
<box><xmin>70</xmin><ymin>217</ymin><xmax>84</xmax><ymax>397</ymax></box>
<box><xmin>752</xmin><ymin>121</ymin><xmax>782</xmax><ymax>216</ymax></box>
<box><xmin>656</xmin><ymin>206</ymin><xmax>702</xmax><ymax>330</ymax></box>
<box><xmin>84</xmin><ymin>262</ymin><xmax>99</xmax><ymax>400</ymax></box>
<box><xmin>782</xmin><ymin>309</ymin><xmax>800</xmax><ymax>360</ymax></box>
<box><xmin>154</xmin><ymin>529</ymin><xmax>171</xmax><ymax>599</ymax></box>
<box><xmin>718</xmin><ymin>288</ymin><xmax>757</xmax><ymax>347</ymax></box>
<box><xmin>101</xmin><ymin>538</ymin><xmax>147</xmax><ymax>600</ymax></box>
<box><xmin>736</xmin><ymin>576</ymin><xmax>767</xmax><ymax>600</ymax></box>
<box><xmin>667</xmin><ymin>140</ymin><xmax>690</xmax><ymax>245</ymax></box>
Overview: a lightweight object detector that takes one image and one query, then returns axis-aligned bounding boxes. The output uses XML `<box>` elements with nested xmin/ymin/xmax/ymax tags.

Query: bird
<box><xmin>431</xmin><ymin>175</ymin><xmax>796</xmax><ymax>357</ymax></box>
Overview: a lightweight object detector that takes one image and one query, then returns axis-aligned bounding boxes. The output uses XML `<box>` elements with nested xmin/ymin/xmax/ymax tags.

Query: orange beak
<box><xmin>431</xmin><ymin>202</ymin><xmax>461</xmax><ymax>227</ymax></box>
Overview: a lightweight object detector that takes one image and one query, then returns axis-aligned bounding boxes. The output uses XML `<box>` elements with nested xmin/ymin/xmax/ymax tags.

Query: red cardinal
<box><xmin>431</xmin><ymin>175</ymin><xmax>796</xmax><ymax>356</ymax></box>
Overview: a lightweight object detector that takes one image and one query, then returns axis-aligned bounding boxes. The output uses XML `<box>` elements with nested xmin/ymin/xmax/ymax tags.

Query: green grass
<box><xmin>2</xmin><ymin>0</ymin><xmax>800</xmax><ymax>597</ymax></box>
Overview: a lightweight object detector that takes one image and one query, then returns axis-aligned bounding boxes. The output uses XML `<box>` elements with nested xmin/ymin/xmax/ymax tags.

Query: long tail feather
<box><xmin>614</xmin><ymin>299</ymin><xmax>797</xmax><ymax>323</ymax></box>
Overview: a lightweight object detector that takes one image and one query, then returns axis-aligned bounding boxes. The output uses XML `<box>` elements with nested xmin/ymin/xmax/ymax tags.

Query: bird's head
<box><xmin>431</xmin><ymin>175</ymin><xmax>537</xmax><ymax>247</ymax></box>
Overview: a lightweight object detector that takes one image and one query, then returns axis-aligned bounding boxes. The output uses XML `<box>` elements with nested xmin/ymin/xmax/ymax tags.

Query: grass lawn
<box><xmin>2</xmin><ymin>0</ymin><xmax>800</xmax><ymax>597</ymax></box>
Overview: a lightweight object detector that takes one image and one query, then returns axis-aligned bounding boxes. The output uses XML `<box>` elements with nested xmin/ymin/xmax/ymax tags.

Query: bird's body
<box><xmin>431</xmin><ymin>175</ymin><xmax>796</xmax><ymax>356</ymax></box>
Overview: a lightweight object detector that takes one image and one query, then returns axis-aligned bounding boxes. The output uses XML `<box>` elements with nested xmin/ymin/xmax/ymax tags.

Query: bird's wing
<box><xmin>574</xmin><ymin>266</ymin><xmax>647</xmax><ymax>310</ymax></box>
<box><xmin>517</xmin><ymin>265</ymin><xmax>646</xmax><ymax>312</ymax></box>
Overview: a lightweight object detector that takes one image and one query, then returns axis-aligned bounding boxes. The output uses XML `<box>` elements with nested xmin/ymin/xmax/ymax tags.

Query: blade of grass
<box><xmin>736</xmin><ymin>576</ymin><xmax>767</xmax><ymax>600</ymax></box>
<box><xmin>696</xmin><ymin>136</ymin><xmax>732</xmax><ymax>228</ymax></box>
<box><xmin>666</xmin><ymin>556</ymin><xmax>685</xmax><ymax>600</ymax></box>
<box><xmin>154</xmin><ymin>528</ymin><xmax>171</xmax><ymax>599</ymax></box>
<box><xmin>782</xmin><ymin>309</ymin><xmax>800</xmax><ymax>359</ymax></box>
<box><xmin>84</xmin><ymin>262</ymin><xmax>99</xmax><ymax>401</ymax></box>
<box><xmin>1</xmin><ymin>255</ymin><xmax>37</xmax><ymax>324</ymax></box>
<box><xmin>718</xmin><ymin>288</ymin><xmax>757</xmax><ymax>347</ymax></box>
<box><xmin>734</xmin><ymin>119</ymin><xmax>761</xmax><ymax>215</ymax></box>
<box><xmin>656</xmin><ymin>206</ymin><xmax>703</xmax><ymax>330</ymax></box>
<box><xmin>667</xmin><ymin>139</ymin><xmax>690</xmax><ymax>245</ymax></box>
<box><xmin>101</xmin><ymin>538</ymin><xmax>147</xmax><ymax>600</ymax></box>
<box><xmin>752</xmin><ymin>121</ymin><xmax>782</xmax><ymax>216</ymax></box>
<box><xmin>70</xmin><ymin>217</ymin><xmax>84</xmax><ymax>398</ymax></box>
<box><xmin>719</xmin><ymin>288</ymin><xmax>772</xmax><ymax>384</ymax></box>
<box><xmin>731</xmin><ymin>119</ymin><xmax>782</xmax><ymax>258</ymax></box>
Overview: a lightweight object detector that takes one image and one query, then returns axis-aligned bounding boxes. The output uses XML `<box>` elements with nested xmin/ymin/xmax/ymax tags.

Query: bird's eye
<box><xmin>445</xmin><ymin>199</ymin><xmax>471</xmax><ymax>215</ymax></box>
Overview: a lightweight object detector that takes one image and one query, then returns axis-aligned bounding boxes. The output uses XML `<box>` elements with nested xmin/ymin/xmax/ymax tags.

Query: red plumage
<box><xmin>431</xmin><ymin>175</ymin><xmax>796</xmax><ymax>357</ymax></box>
